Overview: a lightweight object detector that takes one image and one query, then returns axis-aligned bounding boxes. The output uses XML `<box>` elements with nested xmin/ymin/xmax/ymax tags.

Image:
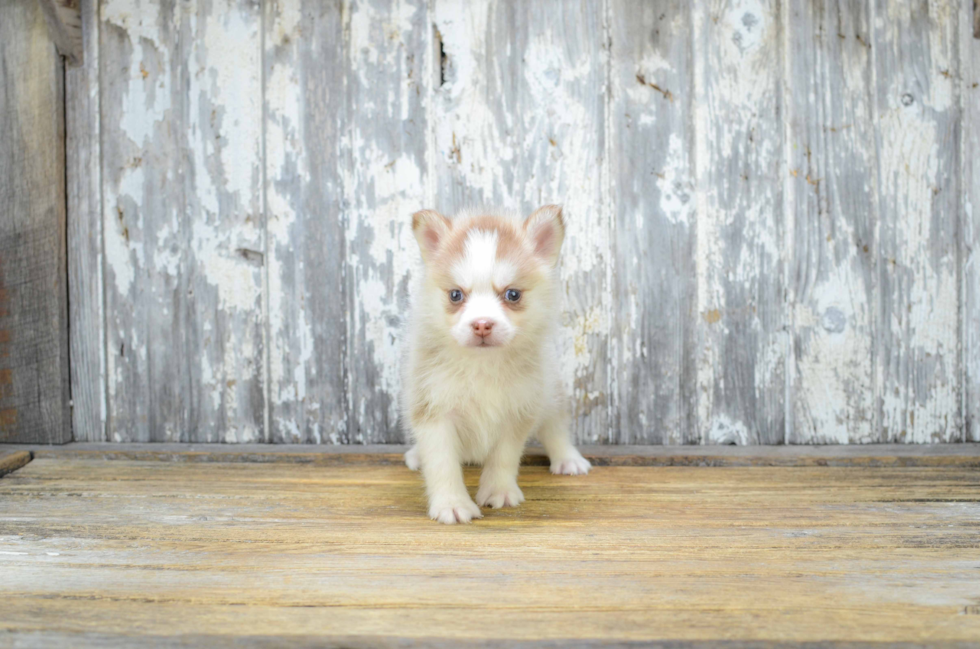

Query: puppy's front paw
<box><xmin>428</xmin><ymin>495</ymin><xmax>483</xmax><ymax>524</ymax></box>
<box><xmin>404</xmin><ymin>445</ymin><xmax>420</xmax><ymax>471</ymax></box>
<box><xmin>476</xmin><ymin>482</ymin><xmax>525</xmax><ymax>509</ymax></box>
<box><xmin>550</xmin><ymin>450</ymin><xmax>591</xmax><ymax>476</ymax></box>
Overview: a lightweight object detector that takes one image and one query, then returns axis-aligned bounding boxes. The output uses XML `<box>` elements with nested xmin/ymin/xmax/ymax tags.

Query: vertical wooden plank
<box><xmin>432</xmin><ymin>0</ymin><xmax>609</xmax><ymax>443</ymax></box>
<box><xmin>693</xmin><ymin>0</ymin><xmax>786</xmax><ymax>444</ymax></box>
<box><xmin>101</xmin><ymin>0</ymin><xmax>265</xmax><ymax>442</ymax></box>
<box><xmin>785</xmin><ymin>0</ymin><xmax>877</xmax><ymax>443</ymax></box>
<box><xmin>0</xmin><ymin>0</ymin><xmax>71</xmax><ymax>444</ymax></box>
<box><xmin>874</xmin><ymin>0</ymin><xmax>960</xmax><ymax>443</ymax></box>
<box><xmin>67</xmin><ymin>0</ymin><xmax>106</xmax><ymax>442</ymax></box>
<box><xmin>264</xmin><ymin>0</ymin><xmax>348</xmax><ymax>443</ymax></box>
<box><xmin>608</xmin><ymin>1</ymin><xmax>697</xmax><ymax>444</ymax></box>
<box><xmin>99</xmin><ymin>0</ymin><xmax>171</xmax><ymax>442</ymax></box>
<box><xmin>183</xmin><ymin>0</ymin><xmax>265</xmax><ymax>443</ymax></box>
<box><xmin>343</xmin><ymin>0</ymin><xmax>430</xmax><ymax>443</ymax></box>
<box><xmin>961</xmin><ymin>0</ymin><xmax>979</xmax><ymax>443</ymax></box>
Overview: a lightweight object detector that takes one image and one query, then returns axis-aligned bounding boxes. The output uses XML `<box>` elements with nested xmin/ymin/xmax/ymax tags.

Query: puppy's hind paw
<box><xmin>404</xmin><ymin>445</ymin><xmax>420</xmax><ymax>471</ymax></box>
<box><xmin>428</xmin><ymin>495</ymin><xmax>483</xmax><ymax>524</ymax></box>
<box><xmin>550</xmin><ymin>451</ymin><xmax>591</xmax><ymax>476</ymax></box>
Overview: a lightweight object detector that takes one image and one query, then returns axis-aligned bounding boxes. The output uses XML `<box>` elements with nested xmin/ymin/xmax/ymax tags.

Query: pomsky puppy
<box><xmin>401</xmin><ymin>205</ymin><xmax>591</xmax><ymax>524</ymax></box>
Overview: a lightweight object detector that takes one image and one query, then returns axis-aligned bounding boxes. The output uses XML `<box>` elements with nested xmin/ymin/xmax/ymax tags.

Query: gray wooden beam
<box><xmin>0</xmin><ymin>0</ymin><xmax>72</xmax><ymax>445</ymax></box>
<box><xmin>66</xmin><ymin>0</ymin><xmax>105</xmax><ymax>441</ymax></box>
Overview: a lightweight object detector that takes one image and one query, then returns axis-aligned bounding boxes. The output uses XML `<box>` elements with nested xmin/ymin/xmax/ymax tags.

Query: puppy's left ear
<box><xmin>524</xmin><ymin>204</ymin><xmax>565</xmax><ymax>267</ymax></box>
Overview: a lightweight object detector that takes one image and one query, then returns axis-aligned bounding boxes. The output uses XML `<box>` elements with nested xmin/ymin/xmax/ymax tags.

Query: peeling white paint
<box><xmin>103</xmin><ymin>0</ymin><xmax>171</xmax><ymax>148</ymax></box>
<box><xmin>877</xmin><ymin>90</ymin><xmax>959</xmax><ymax>442</ymax></box>
<box><xmin>92</xmin><ymin>0</ymin><xmax>968</xmax><ymax>445</ymax></box>
<box><xmin>656</xmin><ymin>133</ymin><xmax>694</xmax><ymax>226</ymax></box>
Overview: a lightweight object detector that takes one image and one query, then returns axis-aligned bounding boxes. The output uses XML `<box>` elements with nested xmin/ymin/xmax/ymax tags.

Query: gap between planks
<box><xmin>0</xmin><ymin>443</ymin><xmax>978</xmax><ymax>468</ymax></box>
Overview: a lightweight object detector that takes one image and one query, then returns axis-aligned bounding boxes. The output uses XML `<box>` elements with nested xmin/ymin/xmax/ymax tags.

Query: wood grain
<box><xmin>431</xmin><ymin>0</ymin><xmax>610</xmax><ymax>443</ymax></box>
<box><xmin>100</xmin><ymin>0</ymin><xmax>266</xmax><ymax>442</ymax></box>
<box><xmin>67</xmin><ymin>0</ymin><xmax>106</xmax><ymax>442</ymax></box>
<box><xmin>264</xmin><ymin>0</ymin><xmax>348</xmax><ymax>443</ymax></box>
<box><xmin>0</xmin><ymin>0</ymin><xmax>72</xmax><ymax>445</ymax></box>
<box><xmin>785</xmin><ymin>0</ymin><xmax>877</xmax><ymax>443</ymax></box>
<box><xmin>1</xmin><ymin>457</ymin><xmax>979</xmax><ymax>643</ymax></box>
<box><xmin>694</xmin><ymin>0</ymin><xmax>786</xmax><ymax>444</ymax></box>
<box><xmin>608</xmin><ymin>0</ymin><xmax>697</xmax><ymax>444</ymax></box>
<box><xmin>963</xmin><ymin>0</ymin><xmax>980</xmax><ymax>443</ymax></box>
<box><xmin>874</xmin><ymin>0</ymin><xmax>961</xmax><ymax>443</ymax></box>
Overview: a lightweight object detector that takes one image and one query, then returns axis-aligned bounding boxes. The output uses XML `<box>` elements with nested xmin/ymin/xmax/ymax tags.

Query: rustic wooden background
<box><xmin>55</xmin><ymin>0</ymin><xmax>980</xmax><ymax>445</ymax></box>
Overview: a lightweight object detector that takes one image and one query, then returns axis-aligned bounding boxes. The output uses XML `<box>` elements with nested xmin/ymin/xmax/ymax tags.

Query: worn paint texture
<box><xmin>874</xmin><ymin>0</ymin><xmax>960</xmax><ymax>443</ymax></box>
<box><xmin>609</xmin><ymin>0</ymin><xmax>697</xmax><ymax>444</ymax></box>
<box><xmin>264</xmin><ymin>0</ymin><xmax>347</xmax><ymax>443</ymax></box>
<box><xmin>786</xmin><ymin>0</ymin><xmax>877</xmax><ymax>443</ymax></box>
<box><xmin>67</xmin><ymin>0</ymin><xmax>975</xmax><ymax>443</ymax></box>
<box><xmin>694</xmin><ymin>0</ymin><xmax>786</xmax><ymax>445</ymax></box>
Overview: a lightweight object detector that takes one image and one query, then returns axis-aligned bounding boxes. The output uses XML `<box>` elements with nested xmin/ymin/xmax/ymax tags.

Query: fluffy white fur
<box><xmin>401</xmin><ymin>205</ymin><xmax>591</xmax><ymax>524</ymax></box>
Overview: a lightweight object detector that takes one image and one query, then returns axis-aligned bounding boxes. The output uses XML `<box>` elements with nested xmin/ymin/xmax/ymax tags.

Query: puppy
<box><xmin>401</xmin><ymin>205</ymin><xmax>591</xmax><ymax>524</ymax></box>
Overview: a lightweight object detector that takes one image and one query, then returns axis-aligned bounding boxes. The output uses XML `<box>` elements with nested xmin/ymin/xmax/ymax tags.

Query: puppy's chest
<box><xmin>430</xmin><ymin>358</ymin><xmax>542</xmax><ymax>423</ymax></box>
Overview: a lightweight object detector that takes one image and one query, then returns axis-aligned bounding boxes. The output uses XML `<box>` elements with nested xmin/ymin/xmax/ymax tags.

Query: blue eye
<box><xmin>504</xmin><ymin>289</ymin><xmax>521</xmax><ymax>302</ymax></box>
<box><xmin>449</xmin><ymin>289</ymin><xmax>464</xmax><ymax>303</ymax></box>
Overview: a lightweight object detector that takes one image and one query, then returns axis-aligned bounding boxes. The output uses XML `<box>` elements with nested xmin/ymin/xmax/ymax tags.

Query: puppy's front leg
<box><xmin>416</xmin><ymin>418</ymin><xmax>482</xmax><ymax>524</ymax></box>
<box><xmin>476</xmin><ymin>430</ymin><xmax>527</xmax><ymax>509</ymax></box>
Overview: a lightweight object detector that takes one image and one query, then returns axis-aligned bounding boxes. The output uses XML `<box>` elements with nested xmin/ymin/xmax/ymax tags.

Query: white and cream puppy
<box><xmin>401</xmin><ymin>205</ymin><xmax>591</xmax><ymax>524</ymax></box>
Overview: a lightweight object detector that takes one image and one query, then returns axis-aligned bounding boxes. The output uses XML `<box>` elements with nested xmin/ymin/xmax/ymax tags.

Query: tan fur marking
<box><xmin>422</xmin><ymin>212</ymin><xmax>550</xmax><ymax>313</ymax></box>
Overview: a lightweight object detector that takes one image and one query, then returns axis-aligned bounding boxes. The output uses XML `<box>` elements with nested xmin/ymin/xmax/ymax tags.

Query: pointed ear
<box><xmin>411</xmin><ymin>210</ymin><xmax>451</xmax><ymax>262</ymax></box>
<box><xmin>523</xmin><ymin>204</ymin><xmax>565</xmax><ymax>267</ymax></box>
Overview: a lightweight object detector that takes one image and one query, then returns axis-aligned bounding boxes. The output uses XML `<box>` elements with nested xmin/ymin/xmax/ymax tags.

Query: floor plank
<box><xmin>1</xmin><ymin>457</ymin><xmax>979</xmax><ymax>645</ymax></box>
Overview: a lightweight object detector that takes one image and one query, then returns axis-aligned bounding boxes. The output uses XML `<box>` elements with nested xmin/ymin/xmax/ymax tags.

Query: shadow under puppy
<box><xmin>402</xmin><ymin>205</ymin><xmax>591</xmax><ymax>524</ymax></box>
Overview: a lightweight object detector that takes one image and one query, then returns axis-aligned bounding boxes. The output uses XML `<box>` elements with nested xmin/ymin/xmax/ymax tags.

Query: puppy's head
<box><xmin>411</xmin><ymin>205</ymin><xmax>564</xmax><ymax>349</ymax></box>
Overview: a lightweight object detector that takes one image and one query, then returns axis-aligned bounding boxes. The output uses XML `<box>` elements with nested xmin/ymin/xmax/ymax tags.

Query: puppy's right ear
<box><xmin>412</xmin><ymin>210</ymin><xmax>451</xmax><ymax>262</ymax></box>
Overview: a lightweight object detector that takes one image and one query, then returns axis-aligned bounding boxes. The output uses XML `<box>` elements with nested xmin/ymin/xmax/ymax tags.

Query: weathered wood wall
<box><xmin>0</xmin><ymin>0</ymin><xmax>72</xmax><ymax>444</ymax></box>
<box><xmin>68</xmin><ymin>0</ymin><xmax>979</xmax><ymax>444</ymax></box>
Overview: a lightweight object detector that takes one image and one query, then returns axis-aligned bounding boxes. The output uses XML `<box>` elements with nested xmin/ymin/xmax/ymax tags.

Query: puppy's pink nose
<box><xmin>472</xmin><ymin>319</ymin><xmax>495</xmax><ymax>337</ymax></box>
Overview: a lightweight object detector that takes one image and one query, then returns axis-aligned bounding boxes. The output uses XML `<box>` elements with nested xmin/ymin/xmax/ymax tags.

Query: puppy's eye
<box><xmin>504</xmin><ymin>289</ymin><xmax>522</xmax><ymax>302</ymax></box>
<box><xmin>448</xmin><ymin>289</ymin><xmax>464</xmax><ymax>303</ymax></box>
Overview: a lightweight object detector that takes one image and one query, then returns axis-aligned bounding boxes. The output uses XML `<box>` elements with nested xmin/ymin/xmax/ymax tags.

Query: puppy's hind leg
<box><xmin>537</xmin><ymin>411</ymin><xmax>591</xmax><ymax>476</ymax></box>
<box><xmin>404</xmin><ymin>444</ymin><xmax>420</xmax><ymax>471</ymax></box>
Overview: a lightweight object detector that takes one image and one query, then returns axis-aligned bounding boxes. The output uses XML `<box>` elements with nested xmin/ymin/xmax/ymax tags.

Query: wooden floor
<box><xmin>1</xmin><ymin>446</ymin><xmax>980</xmax><ymax>647</ymax></box>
